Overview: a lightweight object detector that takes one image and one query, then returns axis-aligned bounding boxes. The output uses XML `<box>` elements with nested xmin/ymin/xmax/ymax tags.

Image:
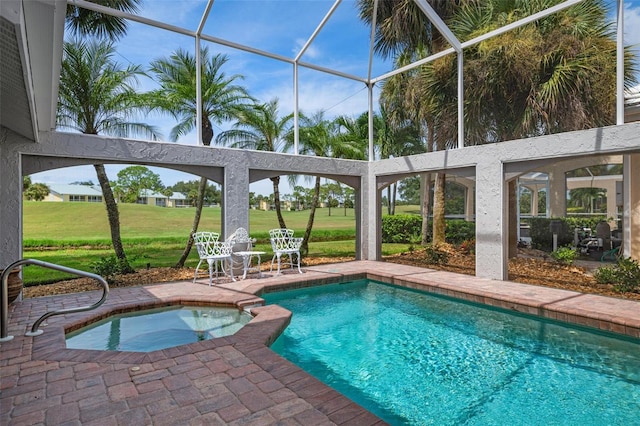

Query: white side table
<box><xmin>233</xmin><ymin>251</ymin><xmax>266</xmax><ymax>279</ymax></box>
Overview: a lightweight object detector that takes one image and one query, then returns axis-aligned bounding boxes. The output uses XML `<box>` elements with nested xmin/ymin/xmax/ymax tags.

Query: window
<box><xmin>88</xmin><ymin>196</ymin><xmax>102</xmax><ymax>203</ymax></box>
<box><xmin>136</xmin><ymin>197</ymin><xmax>147</xmax><ymax>205</ymax></box>
<box><xmin>155</xmin><ymin>198</ymin><xmax>166</xmax><ymax>207</ymax></box>
<box><xmin>69</xmin><ymin>195</ymin><xmax>84</xmax><ymax>202</ymax></box>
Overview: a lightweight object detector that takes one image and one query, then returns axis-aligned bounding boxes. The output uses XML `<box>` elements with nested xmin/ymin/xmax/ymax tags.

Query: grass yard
<box><xmin>22</xmin><ymin>201</ymin><xmax>414</xmax><ymax>284</ymax></box>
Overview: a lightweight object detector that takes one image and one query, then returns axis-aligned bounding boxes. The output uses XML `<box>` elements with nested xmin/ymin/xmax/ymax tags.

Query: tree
<box><xmin>147</xmin><ymin>47</ymin><xmax>252</xmax><ymax>267</ymax></box>
<box><xmin>359</xmin><ymin>0</ymin><xmax>455</xmax><ymax>245</ymax></box>
<box><xmin>323</xmin><ymin>181</ymin><xmax>343</xmax><ymax>216</ymax></box>
<box><xmin>65</xmin><ymin>0</ymin><xmax>142</xmax><ymax>41</ymax></box>
<box><xmin>361</xmin><ymin>0</ymin><xmax>638</xmax><ymax>246</ymax></box>
<box><xmin>373</xmin><ymin>106</ymin><xmax>422</xmax><ymax>215</ymax></box>
<box><xmin>215</xmin><ymin>98</ymin><xmax>293</xmax><ymax>229</ymax></box>
<box><xmin>24</xmin><ymin>183</ymin><xmax>50</xmax><ymax>201</ymax></box>
<box><xmin>169</xmin><ymin>180</ymin><xmax>220</xmax><ymax>206</ymax></box>
<box><xmin>291</xmin><ymin>111</ymin><xmax>365</xmax><ymax>255</ymax></box>
<box><xmin>57</xmin><ymin>39</ymin><xmax>159</xmax><ymax>273</ymax></box>
<box><xmin>398</xmin><ymin>176</ymin><xmax>421</xmax><ymax>205</ymax></box>
<box><xmin>23</xmin><ymin>176</ymin><xmax>32</xmax><ymax>193</ymax></box>
<box><xmin>568</xmin><ymin>187</ymin><xmax>607</xmax><ymax>214</ymax></box>
<box><xmin>113</xmin><ymin>165</ymin><xmax>164</xmax><ymax>203</ymax></box>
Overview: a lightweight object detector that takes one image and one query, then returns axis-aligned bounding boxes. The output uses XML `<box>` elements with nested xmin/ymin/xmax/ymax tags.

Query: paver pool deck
<box><xmin>2</xmin><ymin>260</ymin><xmax>639</xmax><ymax>425</ymax></box>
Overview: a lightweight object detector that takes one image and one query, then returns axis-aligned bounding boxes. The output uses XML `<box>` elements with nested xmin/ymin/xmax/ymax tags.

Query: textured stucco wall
<box><xmin>3</xmin><ymin>123</ymin><xmax>640</xmax><ymax>280</ymax></box>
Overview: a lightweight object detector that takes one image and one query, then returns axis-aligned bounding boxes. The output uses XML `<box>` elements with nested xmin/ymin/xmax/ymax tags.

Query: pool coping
<box><xmin>2</xmin><ymin>260</ymin><xmax>639</xmax><ymax>425</ymax></box>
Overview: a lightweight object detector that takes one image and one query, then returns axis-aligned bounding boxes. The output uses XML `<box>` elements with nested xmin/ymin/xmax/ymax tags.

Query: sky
<box><xmin>32</xmin><ymin>0</ymin><xmax>640</xmax><ymax>197</ymax></box>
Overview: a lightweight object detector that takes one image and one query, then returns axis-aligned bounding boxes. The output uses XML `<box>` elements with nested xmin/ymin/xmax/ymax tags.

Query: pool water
<box><xmin>265</xmin><ymin>280</ymin><xmax>640</xmax><ymax>426</ymax></box>
<box><xmin>66</xmin><ymin>306</ymin><xmax>252</xmax><ymax>352</ymax></box>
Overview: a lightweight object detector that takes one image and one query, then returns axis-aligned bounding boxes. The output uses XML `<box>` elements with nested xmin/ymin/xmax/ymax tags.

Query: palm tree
<box><xmin>449</xmin><ymin>0</ymin><xmax>637</xmax><ymax>142</ymax></box>
<box><xmin>568</xmin><ymin>187</ymin><xmax>607</xmax><ymax>213</ymax></box>
<box><xmin>359</xmin><ymin>0</ymin><xmax>456</xmax><ymax>246</ymax></box>
<box><xmin>373</xmin><ymin>106</ymin><xmax>422</xmax><ymax>215</ymax></box>
<box><xmin>292</xmin><ymin>111</ymin><xmax>366</xmax><ymax>255</ymax></box>
<box><xmin>215</xmin><ymin>98</ymin><xmax>294</xmax><ymax>229</ymax></box>
<box><xmin>65</xmin><ymin>0</ymin><xmax>142</xmax><ymax>41</ymax></box>
<box><xmin>147</xmin><ymin>48</ymin><xmax>252</xmax><ymax>267</ymax></box>
<box><xmin>57</xmin><ymin>39</ymin><xmax>159</xmax><ymax>273</ymax></box>
<box><xmin>362</xmin><ymin>0</ymin><xmax>637</xmax><ymax>246</ymax></box>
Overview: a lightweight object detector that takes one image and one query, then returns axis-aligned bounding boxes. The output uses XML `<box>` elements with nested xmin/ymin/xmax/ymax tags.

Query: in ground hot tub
<box><xmin>66</xmin><ymin>305</ymin><xmax>252</xmax><ymax>352</ymax></box>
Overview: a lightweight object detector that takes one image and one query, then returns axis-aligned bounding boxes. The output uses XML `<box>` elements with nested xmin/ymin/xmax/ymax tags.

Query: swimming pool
<box><xmin>66</xmin><ymin>305</ymin><xmax>252</xmax><ymax>352</ymax></box>
<box><xmin>265</xmin><ymin>280</ymin><xmax>640</xmax><ymax>425</ymax></box>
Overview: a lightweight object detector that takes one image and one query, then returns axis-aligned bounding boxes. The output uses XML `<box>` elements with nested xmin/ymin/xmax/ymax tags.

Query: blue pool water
<box><xmin>265</xmin><ymin>280</ymin><xmax>640</xmax><ymax>426</ymax></box>
<box><xmin>66</xmin><ymin>306</ymin><xmax>252</xmax><ymax>352</ymax></box>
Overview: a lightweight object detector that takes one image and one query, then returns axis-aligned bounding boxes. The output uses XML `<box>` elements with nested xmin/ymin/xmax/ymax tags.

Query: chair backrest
<box><xmin>228</xmin><ymin>227</ymin><xmax>253</xmax><ymax>252</ymax></box>
<box><xmin>209</xmin><ymin>241</ymin><xmax>233</xmax><ymax>257</ymax></box>
<box><xmin>193</xmin><ymin>231</ymin><xmax>220</xmax><ymax>258</ymax></box>
<box><xmin>269</xmin><ymin>228</ymin><xmax>300</xmax><ymax>251</ymax></box>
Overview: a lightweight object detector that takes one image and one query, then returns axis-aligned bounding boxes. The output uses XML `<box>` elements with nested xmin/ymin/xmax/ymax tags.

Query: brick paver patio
<box><xmin>2</xmin><ymin>260</ymin><xmax>639</xmax><ymax>425</ymax></box>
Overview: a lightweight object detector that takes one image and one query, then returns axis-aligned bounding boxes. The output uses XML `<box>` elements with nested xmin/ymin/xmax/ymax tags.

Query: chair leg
<box><xmin>295</xmin><ymin>251</ymin><xmax>302</xmax><ymax>274</ymax></box>
<box><xmin>242</xmin><ymin>255</ymin><xmax>249</xmax><ymax>280</ymax></box>
<box><xmin>228</xmin><ymin>257</ymin><xmax>235</xmax><ymax>282</ymax></box>
<box><xmin>194</xmin><ymin>259</ymin><xmax>203</xmax><ymax>283</ymax></box>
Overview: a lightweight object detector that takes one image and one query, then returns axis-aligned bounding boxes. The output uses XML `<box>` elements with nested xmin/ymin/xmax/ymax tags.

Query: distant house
<box><xmin>46</xmin><ymin>184</ymin><xmax>103</xmax><ymax>203</ymax></box>
<box><xmin>137</xmin><ymin>189</ymin><xmax>190</xmax><ymax>208</ymax></box>
<box><xmin>45</xmin><ymin>184</ymin><xmax>189</xmax><ymax>207</ymax></box>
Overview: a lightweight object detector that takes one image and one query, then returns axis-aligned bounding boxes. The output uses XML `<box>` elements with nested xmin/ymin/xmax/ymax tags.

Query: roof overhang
<box><xmin>0</xmin><ymin>0</ymin><xmax>65</xmax><ymax>142</ymax></box>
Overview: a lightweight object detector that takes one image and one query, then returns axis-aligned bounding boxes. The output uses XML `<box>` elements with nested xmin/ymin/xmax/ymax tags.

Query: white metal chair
<box><xmin>228</xmin><ymin>227</ymin><xmax>265</xmax><ymax>279</ymax></box>
<box><xmin>193</xmin><ymin>231</ymin><xmax>235</xmax><ymax>285</ymax></box>
<box><xmin>269</xmin><ymin>228</ymin><xmax>303</xmax><ymax>275</ymax></box>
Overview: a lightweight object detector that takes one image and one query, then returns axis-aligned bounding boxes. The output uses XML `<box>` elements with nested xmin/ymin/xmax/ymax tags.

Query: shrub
<box><xmin>459</xmin><ymin>239</ymin><xmax>475</xmax><ymax>255</ymax></box>
<box><xmin>424</xmin><ymin>244</ymin><xmax>449</xmax><ymax>265</ymax></box>
<box><xmin>611</xmin><ymin>257</ymin><xmax>640</xmax><ymax>293</ymax></box>
<box><xmin>90</xmin><ymin>256</ymin><xmax>130</xmax><ymax>284</ymax></box>
<box><xmin>445</xmin><ymin>220</ymin><xmax>476</xmax><ymax>244</ymax></box>
<box><xmin>594</xmin><ymin>266</ymin><xmax>616</xmax><ymax>284</ymax></box>
<box><xmin>593</xmin><ymin>257</ymin><xmax>640</xmax><ymax>293</ymax></box>
<box><xmin>550</xmin><ymin>245</ymin><xmax>577</xmax><ymax>265</ymax></box>
<box><xmin>381</xmin><ymin>216</ymin><xmax>476</xmax><ymax>244</ymax></box>
<box><xmin>381</xmin><ymin>215</ymin><xmax>422</xmax><ymax>243</ymax></box>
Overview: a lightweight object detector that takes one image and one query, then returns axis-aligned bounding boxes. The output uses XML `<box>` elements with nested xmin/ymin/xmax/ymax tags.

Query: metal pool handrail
<box><xmin>0</xmin><ymin>259</ymin><xmax>109</xmax><ymax>341</ymax></box>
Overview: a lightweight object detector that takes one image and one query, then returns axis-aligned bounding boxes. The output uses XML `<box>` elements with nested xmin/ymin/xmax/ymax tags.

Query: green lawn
<box><xmin>22</xmin><ymin>201</ymin><xmax>415</xmax><ymax>284</ymax></box>
<box><xmin>23</xmin><ymin>201</ymin><xmax>359</xmax><ymax>243</ymax></box>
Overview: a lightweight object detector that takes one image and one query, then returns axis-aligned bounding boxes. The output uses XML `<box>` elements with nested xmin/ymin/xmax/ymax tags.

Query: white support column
<box><xmin>358</xmin><ymin>168</ymin><xmax>380</xmax><ymax>260</ymax></box>
<box><xmin>293</xmin><ymin>63</ymin><xmax>299</xmax><ymax>155</ymax></box>
<box><xmin>457</xmin><ymin>51</ymin><xmax>464</xmax><ymax>149</ymax></box>
<box><xmin>464</xmin><ymin>183</ymin><xmax>475</xmax><ymax>221</ymax></box>
<box><xmin>616</xmin><ymin>0</ymin><xmax>625</xmax><ymax>125</ymax></box>
<box><xmin>531</xmin><ymin>188</ymin><xmax>539</xmax><ymax>216</ymax></box>
<box><xmin>368</xmin><ymin>83</ymin><xmax>374</xmax><ymax>161</ymax></box>
<box><xmin>475</xmin><ymin>159</ymin><xmax>508</xmax><ymax>280</ymax></box>
<box><xmin>221</xmin><ymin>165</ymin><xmax>250</xmax><ymax>239</ymax></box>
<box><xmin>547</xmin><ymin>168</ymin><xmax>566</xmax><ymax>218</ymax></box>
<box><xmin>0</xmin><ymin>141</ymin><xmax>23</xmax><ymax>268</ymax></box>
<box><xmin>622</xmin><ymin>154</ymin><xmax>640</xmax><ymax>259</ymax></box>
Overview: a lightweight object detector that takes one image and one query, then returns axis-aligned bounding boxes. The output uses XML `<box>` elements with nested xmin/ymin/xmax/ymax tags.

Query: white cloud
<box><xmin>293</xmin><ymin>38</ymin><xmax>321</xmax><ymax>60</ymax></box>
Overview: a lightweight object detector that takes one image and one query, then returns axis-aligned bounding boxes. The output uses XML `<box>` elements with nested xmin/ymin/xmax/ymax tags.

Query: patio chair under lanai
<box><xmin>269</xmin><ymin>228</ymin><xmax>303</xmax><ymax>275</ymax></box>
<box><xmin>193</xmin><ymin>231</ymin><xmax>235</xmax><ymax>285</ymax></box>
